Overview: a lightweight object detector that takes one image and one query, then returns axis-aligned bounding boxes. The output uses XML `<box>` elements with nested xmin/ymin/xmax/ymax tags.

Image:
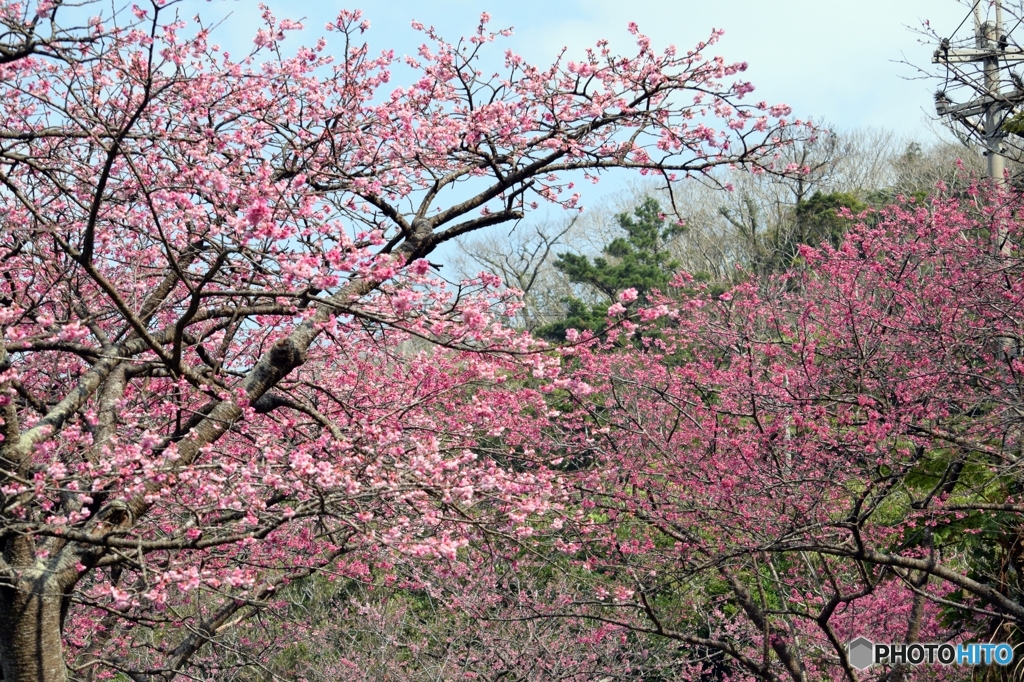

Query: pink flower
<box><xmin>607</xmin><ymin>302</ymin><xmax>627</xmax><ymax>316</ymax></box>
<box><xmin>253</xmin><ymin>29</ymin><xmax>273</xmax><ymax>48</ymax></box>
<box><xmin>245</xmin><ymin>201</ymin><xmax>270</xmax><ymax>226</ymax></box>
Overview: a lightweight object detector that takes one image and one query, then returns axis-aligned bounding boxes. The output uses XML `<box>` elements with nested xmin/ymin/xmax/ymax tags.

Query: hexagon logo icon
<box><xmin>848</xmin><ymin>637</ymin><xmax>875</xmax><ymax>670</ymax></box>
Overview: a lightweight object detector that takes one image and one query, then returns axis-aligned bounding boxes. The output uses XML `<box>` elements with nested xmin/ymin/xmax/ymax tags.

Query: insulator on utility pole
<box><xmin>932</xmin><ymin>0</ymin><xmax>1012</xmax><ymax>257</ymax></box>
<box><xmin>932</xmin><ymin>0</ymin><xmax>1009</xmax><ymax>187</ymax></box>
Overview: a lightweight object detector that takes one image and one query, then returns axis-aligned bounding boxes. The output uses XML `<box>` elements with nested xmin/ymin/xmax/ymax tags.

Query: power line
<box><xmin>949</xmin><ymin>1</ymin><xmax>978</xmax><ymax>41</ymax></box>
<box><xmin>933</xmin><ymin>0</ymin><xmax>1012</xmax><ymax>257</ymax></box>
<box><xmin>942</xmin><ymin>4</ymin><xmax>983</xmax><ymax>92</ymax></box>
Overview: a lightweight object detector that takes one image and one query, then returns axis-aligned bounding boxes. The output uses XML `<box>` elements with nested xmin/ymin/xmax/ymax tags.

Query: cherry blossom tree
<box><xmin>486</xmin><ymin>187</ymin><xmax>1023</xmax><ymax>681</ymax></box>
<box><xmin>0</xmin><ymin>0</ymin><xmax>804</xmax><ymax>679</ymax></box>
<box><xmin>253</xmin><ymin>186</ymin><xmax>1024</xmax><ymax>681</ymax></box>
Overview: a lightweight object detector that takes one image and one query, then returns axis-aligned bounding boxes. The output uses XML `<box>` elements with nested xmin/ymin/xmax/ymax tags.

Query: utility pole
<box><xmin>986</xmin><ymin>1</ymin><xmax>1006</xmax><ymax>186</ymax></box>
<box><xmin>934</xmin><ymin>0</ymin><xmax>1017</xmax><ymax>255</ymax></box>
<box><xmin>933</xmin><ymin>0</ymin><xmax>1018</xmax><ymax>187</ymax></box>
<box><xmin>936</xmin><ymin>1</ymin><xmax>1022</xmax><ymax>438</ymax></box>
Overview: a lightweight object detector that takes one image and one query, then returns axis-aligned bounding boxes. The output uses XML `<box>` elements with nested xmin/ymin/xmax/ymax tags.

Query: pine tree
<box><xmin>539</xmin><ymin>198</ymin><xmax>681</xmax><ymax>340</ymax></box>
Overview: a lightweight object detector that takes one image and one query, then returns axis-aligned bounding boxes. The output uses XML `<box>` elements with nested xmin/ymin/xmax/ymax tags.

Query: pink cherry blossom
<box><xmin>0</xmin><ymin>1</ymin><xmax>811</xmax><ymax>677</ymax></box>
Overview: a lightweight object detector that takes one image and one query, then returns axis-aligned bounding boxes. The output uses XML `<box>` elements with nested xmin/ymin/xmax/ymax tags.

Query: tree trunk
<box><xmin>0</xmin><ymin>576</ymin><xmax>67</xmax><ymax>682</ymax></box>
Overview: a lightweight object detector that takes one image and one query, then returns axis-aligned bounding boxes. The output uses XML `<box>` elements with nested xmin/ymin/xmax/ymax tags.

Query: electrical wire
<box><xmin>942</xmin><ymin>2</ymin><xmax>982</xmax><ymax>93</ymax></box>
<box><xmin>949</xmin><ymin>1</ymin><xmax>980</xmax><ymax>42</ymax></box>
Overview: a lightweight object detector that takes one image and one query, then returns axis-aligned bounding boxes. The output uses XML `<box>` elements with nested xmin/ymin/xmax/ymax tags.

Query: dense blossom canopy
<box><xmin>494</xmin><ymin>190</ymin><xmax>1024</xmax><ymax>681</ymax></box>
<box><xmin>0</xmin><ymin>1</ymin><xmax>807</xmax><ymax>680</ymax></box>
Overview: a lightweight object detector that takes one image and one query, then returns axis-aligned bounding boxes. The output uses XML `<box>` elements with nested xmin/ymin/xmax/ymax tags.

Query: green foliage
<box><xmin>759</xmin><ymin>190</ymin><xmax>865</xmax><ymax>274</ymax></box>
<box><xmin>554</xmin><ymin>197</ymin><xmax>682</xmax><ymax>300</ymax></box>
<box><xmin>794</xmin><ymin>191</ymin><xmax>865</xmax><ymax>249</ymax></box>
<box><xmin>1004</xmin><ymin>110</ymin><xmax>1024</xmax><ymax>136</ymax></box>
<box><xmin>539</xmin><ymin>197</ymin><xmax>681</xmax><ymax>341</ymax></box>
<box><xmin>536</xmin><ymin>297</ymin><xmax>610</xmax><ymax>342</ymax></box>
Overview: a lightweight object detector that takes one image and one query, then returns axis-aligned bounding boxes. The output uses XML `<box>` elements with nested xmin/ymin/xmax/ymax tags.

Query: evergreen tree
<box><xmin>539</xmin><ymin>198</ymin><xmax>681</xmax><ymax>340</ymax></box>
<box><xmin>793</xmin><ymin>191</ymin><xmax>865</xmax><ymax>250</ymax></box>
